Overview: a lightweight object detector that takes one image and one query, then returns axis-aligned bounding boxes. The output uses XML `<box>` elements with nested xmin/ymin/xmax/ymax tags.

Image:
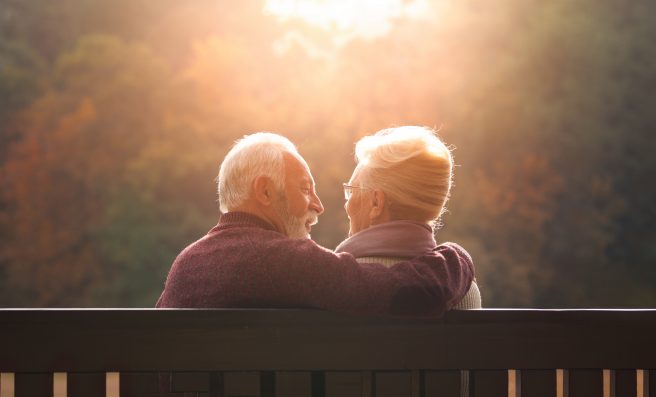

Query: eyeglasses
<box><xmin>343</xmin><ymin>183</ymin><xmax>371</xmax><ymax>200</ymax></box>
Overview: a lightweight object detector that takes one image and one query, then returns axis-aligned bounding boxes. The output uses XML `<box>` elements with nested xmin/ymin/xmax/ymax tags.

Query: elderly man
<box><xmin>156</xmin><ymin>132</ymin><xmax>474</xmax><ymax>317</ymax></box>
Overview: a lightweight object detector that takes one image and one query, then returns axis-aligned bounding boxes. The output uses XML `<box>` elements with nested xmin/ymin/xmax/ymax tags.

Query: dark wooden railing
<box><xmin>0</xmin><ymin>309</ymin><xmax>655</xmax><ymax>397</ymax></box>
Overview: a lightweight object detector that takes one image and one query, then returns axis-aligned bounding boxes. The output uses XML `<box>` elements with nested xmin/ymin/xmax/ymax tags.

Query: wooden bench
<box><xmin>1</xmin><ymin>308</ymin><xmax>655</xmax><ymax>396</ymax></box>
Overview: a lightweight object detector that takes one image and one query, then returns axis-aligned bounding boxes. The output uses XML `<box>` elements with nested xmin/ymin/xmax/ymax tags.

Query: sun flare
<box><xmin>263</xmin><ymin>0</ymin><xmax>431</xmax><ymax>39</ymax></box>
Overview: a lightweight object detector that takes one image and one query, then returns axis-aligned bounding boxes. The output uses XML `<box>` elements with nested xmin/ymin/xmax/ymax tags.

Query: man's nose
<box><xmin>310</xmin><ymin>192</ymin><xmax>324</xmax><ymax>215</ymax></box>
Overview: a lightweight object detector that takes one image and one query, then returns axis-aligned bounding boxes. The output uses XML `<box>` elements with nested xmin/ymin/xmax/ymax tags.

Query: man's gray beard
<box><xmin>273</xmin><ymin>194</ymin><xmax>314</xmax><ymax>239</ymax></box>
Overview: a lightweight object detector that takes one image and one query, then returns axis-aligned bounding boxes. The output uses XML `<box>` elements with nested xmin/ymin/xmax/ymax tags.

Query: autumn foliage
<box><xmin>1</xmin><ymin>0</ymin><xmax>655</xmax><ymax>307</ymax></box>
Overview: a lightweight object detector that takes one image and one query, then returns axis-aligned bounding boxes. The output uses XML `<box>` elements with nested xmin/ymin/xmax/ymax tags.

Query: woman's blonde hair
<box><xmin>355</xmin><ymin>126</ymin><xmax>453</xmax><ymax>225</ymax></box>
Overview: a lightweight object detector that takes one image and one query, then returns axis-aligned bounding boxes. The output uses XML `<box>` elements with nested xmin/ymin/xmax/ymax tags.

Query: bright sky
<box><xmin>263</xmin><ymin>0</ymin><xmax>432</xmax><ymax>41</ymax></box>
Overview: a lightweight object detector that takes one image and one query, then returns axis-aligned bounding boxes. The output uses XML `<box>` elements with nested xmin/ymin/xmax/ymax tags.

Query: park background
<box><xmin>0</xmin><ymin>0</ymin><xmax>654</xmax><ymax>308</ymax></box>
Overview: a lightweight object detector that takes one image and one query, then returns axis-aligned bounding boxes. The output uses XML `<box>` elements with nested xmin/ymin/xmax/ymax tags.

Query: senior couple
<box><xmin>156</xmin><ymin>126</ymin><xmax>481</xmax><ymax>316</ymax></box>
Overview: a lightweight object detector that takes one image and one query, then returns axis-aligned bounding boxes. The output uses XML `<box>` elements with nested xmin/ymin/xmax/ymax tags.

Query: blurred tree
<box><xmin>0</xmin><ymin>0</ymin><xmax>655</xmax><ymax>308</ymax></box>
<box><xmin>0</xmin><ymin>35</ymin><xmax>217</xmax><ymax>305</ymax></box>
<box><xmin>0</xmin><ymin>39</ymin><xmax>46</xmax><ymax>160</ymax></box>
<box><xmin>0</xmin><ymin>38</ymin><xmax>48</xmax><ymax>304</ymax></box>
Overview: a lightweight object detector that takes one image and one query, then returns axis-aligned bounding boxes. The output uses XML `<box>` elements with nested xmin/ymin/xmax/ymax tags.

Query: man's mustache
<box><xmin>305</xmin><ymin>211</ymin><xmax>319</xmax><ymax>226</ymax></box>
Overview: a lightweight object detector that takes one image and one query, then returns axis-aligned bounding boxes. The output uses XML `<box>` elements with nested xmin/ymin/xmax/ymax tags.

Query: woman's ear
<box><xmin>253</xmin><ymin>175</ymin><xmax>276</xmax><ymax>206</ymax></box>
<box><xmin>369</xmin><ymin>190</ymin><xmax>386</xmax><ymax>220</ymax></box>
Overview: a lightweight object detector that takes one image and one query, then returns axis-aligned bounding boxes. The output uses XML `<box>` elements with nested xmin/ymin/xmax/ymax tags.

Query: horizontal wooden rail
<box><xmin>0</xmin><ymin>309</ymin><xmax>655</xmax><ymax>396</ymax></box>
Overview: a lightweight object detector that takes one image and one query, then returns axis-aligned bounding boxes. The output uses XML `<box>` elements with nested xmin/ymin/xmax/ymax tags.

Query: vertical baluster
<box><xmin>556</xmin><ymin>369</ymin><xmax>569</xmax><ymax>397</ymax></box>
<box><xmin>361</xmin><ymin>371</ymin><xmax>373</xmax><ymax>397</ymax></box>
<box><xmin>159</xmin><ymin>372</ymin><xmax>171</xmax><ymax>393</ymax></box>
<box><xmin>260</xmin><ymin>371</ymin><xmax>275</xmax><ymax>397</ymax></box>
<box><xmin>411</xmin><ymin>370</ymin><xmax>423</xmax><ymax>397</ymax></box>
<box><xmin>519</xmin><ymin>370</ymin><xmax>555</xmax><ymax>397</ymax></box>
<box><xmin>53</xmin><ymin>372</ymin><xmax>66</xmax><ymax>397</ymax></box>
<box><xmin>209</xmin><ymin>372</ymin><xmax>224</xmax><ymax>397</ymax></box>
<box><xmin>311</xmin><ymin>371</ymin><xmax>325</xmax><ymax>397</ymax></box>
<box><xmin>636</xmin><ymin>370</ymin><xmax>647</xmax><ymax>397</ymax></box>
<box><xmin>603</xmin><ymin>370</ymin><xmax>615</xmax><ymax>397</ymax></box>
<box><xmin>106</xmin><ymin>373</ymin><xmax>119</xmax><ymax>397</ymax></box>
<box><xmin>462</xmin><ymin>370</ymin><xmax>470</xmax><ymax>397</ymax></box>
<box><xmin>1</xmin><ymin>373</ymin><xmax>15</xmax><ymax>397</ymax></box>
<box><xmin>508</xmin><ymin>370</ymin><xmax>520</xmax><ymax>397</ymax></box>
<box><xmin>637</xmin><ymin>369</ymin><xmax>654</xmax><ymax>397</ymax></box>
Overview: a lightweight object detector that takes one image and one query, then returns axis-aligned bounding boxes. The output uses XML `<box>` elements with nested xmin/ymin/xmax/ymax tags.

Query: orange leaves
<box><xmin>1</xmin><ymin>0</ymin><xmax>654</xmax><ymax>307</ymax></box>
<box><xmin>0</xmin><ymin>97</ymin><xmax>104</xmax><ymax>305</ymax></box>
<box><xmin>474</xmin><ymin>153</ymin><xmax>563</xmax><ymax>229</ymax></box>
<box><xmin>0</xmin><ymin>35</ymin><xmax>179</xmax><ymax>306</ymax></box>
<box><xmin>445</xmin><ymin>152</ymin><xmax>565</xmax><ymax>305</ymax></box>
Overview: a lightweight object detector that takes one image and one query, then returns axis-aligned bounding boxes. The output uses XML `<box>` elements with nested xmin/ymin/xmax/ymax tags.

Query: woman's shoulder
<box><xmin>452</xmin><ymin>280</ymin><xmax>482</xmax><ymax>309</ymax></box>
<box><xmin>355</xmin><ymin>255</ymin><xmax>482</xmax><ymax>309</ymax></box>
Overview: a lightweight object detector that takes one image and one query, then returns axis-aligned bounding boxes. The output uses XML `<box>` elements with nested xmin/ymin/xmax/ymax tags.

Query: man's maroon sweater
<box><xmin>156</xmin><ymin>212</ymin><xmax>474</xmax><ymax>317</ymax></box>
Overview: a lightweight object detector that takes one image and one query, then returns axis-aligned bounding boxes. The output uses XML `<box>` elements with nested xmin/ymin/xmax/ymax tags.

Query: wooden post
<box><xmin>53</xmin><ymin>372</ymin><xmax>66</xmax><ymax>397</ymax></box>
<box><xmin>508</xmin><ymin>369</ymin><xmax>520</xmax><ymax>397</ymax></box>
<box><xmin>0</xmin><ymin>373</ymin><xmax>15</xmax><ymax>397</ymax></box>
<box><xmin>557</xmin><ymin>369</ymin><xmax>569</xmax><ymax>397</ymax></box>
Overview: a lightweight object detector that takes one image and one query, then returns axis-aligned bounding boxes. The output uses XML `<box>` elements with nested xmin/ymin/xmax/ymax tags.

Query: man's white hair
<box><xmin>217</xmin><ymin>132</ymin><xmax>299</xmax><ymax>213</ymax></box>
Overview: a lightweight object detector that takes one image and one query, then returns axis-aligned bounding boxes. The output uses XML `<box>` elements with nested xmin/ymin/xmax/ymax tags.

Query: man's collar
<box><xmin>216</xmin><ymin>211</ymin><xmax>280</xmax><ymax>233</ymax></box>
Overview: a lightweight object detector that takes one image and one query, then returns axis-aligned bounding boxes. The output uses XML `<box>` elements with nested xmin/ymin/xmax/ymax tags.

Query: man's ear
<box><xmin>369</xmin><ymin>190</ymin><xmax>386</xmax><ymax>219</ymax></box>
<box><xmin>253</xmin><ymin>175</ymin><xmax>276</xmax><ymax>206</ymax></box>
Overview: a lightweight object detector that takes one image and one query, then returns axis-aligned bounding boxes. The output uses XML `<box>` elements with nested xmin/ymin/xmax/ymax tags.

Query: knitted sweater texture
<box><xmin>156</xmin><ymin>212</ymin><xmax>474</xmax><ymax>317</ymax></box>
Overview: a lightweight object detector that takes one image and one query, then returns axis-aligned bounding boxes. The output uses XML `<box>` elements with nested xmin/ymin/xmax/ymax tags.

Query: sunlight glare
<box><xmin>264</xmin><ymin>0</ymin><xmax>431</xmax><ymax>39</ymax></box>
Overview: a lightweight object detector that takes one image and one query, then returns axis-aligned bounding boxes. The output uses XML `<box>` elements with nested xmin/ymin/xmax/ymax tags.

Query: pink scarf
<box><xmin>335</xmin><ymin>220</ymin><xmax>437</xmax><ymax>258</ymax></box>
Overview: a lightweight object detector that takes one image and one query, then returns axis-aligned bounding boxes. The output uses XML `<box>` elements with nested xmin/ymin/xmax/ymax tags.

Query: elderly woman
<box><xmin>336</xmin><ymin>126</ymin><xmax>481</xmax><ymax>310</ymax></box>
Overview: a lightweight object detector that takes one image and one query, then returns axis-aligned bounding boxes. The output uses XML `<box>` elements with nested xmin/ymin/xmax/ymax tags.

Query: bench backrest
<box><xmin>1</xmin><ymin>308</ymin><xmax>655</xmax><ymax>396</ymax></box>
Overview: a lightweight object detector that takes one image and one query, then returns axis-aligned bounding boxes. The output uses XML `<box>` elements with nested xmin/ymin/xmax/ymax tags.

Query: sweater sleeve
<box><xmin>242</xmin><ymin>236</ymin><xmax>475</xmax><ymax>318</ymax></box>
